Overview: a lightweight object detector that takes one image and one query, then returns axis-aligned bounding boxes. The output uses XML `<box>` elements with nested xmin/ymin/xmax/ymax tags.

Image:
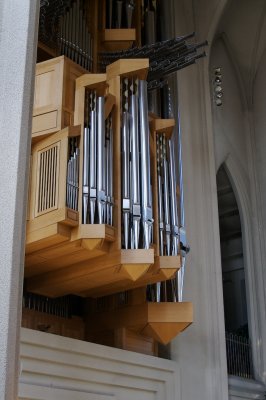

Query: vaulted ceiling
<box><xmin>215</xmin><ymin>0</ymin><xmax>266</xmax><ymax>103</ymax></box>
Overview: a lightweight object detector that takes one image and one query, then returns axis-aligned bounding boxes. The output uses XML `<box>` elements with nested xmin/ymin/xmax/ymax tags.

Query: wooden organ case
<box><xmin>22</xmin><ymin>0</ymin><xmax>200</xmax><ymax>356</ymax></box>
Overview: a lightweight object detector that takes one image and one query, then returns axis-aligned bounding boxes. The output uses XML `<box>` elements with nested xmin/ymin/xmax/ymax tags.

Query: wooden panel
<box><xmin>108</xmin><ymin>75</ymin><xmax>121</xmax><ymax>250</ymax></box>
<box><xmin>88</xmin><ymin>327</ymin><xmax>157</xmax><ymax>356</ymax></box>
<box><xmin>102</xmin><ymin>29</ymin><xmax>136</xmax><ymax>41</ymax></box>
<box><xmin>32</xmin><ymin>110</ymin><xmax>58</xmax><ymax>134</ymax></box>
<box><xmin>101</xmin><ymin>29</ymin><xmax>136</xmax><ymax>51</ymax></box>
<box><xmin>150</xmin><ymin>118</ymin><xmax>175</xmax><ymax>138</ymax></box>
<box><xmin>21</xmin><ymin>308</ymin><xmax>84</xmax><ymax>340</ymax></box>
<box><xmin>25</xmin><ymin>223</ymin><xmax>71</xmax><ymax>255</ymax></box>
<box><xmin>34</xmin><ymin>64</ymin><xmax>61</xmax><ymax>111</ymax></box>
<box><xmin>26</xmin><ymin>248</ymin><xmax>151</xmax><ymax>298</ymax></box>
<box><xmin>35</xmin><ymin>142</ymin><xmax>60</xmax><ymax>217</ymax></box>
<box><xmin>116</xmin><ymin>328</ymin><xmax>158</xmax><ymax>356</ymax></box>
<box><xmin>106</xmin><ymin>58</ymin><xmax>149</xmax><ymax>80</ymax></box>
<box><xmin>147</xmin><ymin>302</ymin><xmax>193</xmax><ymax>322</ymax></box>
<box><xmin>86</xmin><ymin>301</ymin><xmax>193</xmax><ymax>344</ymax></box>
<box><xmin>27</xmin><ymin>208</ymin><xmax>78</xmax><ymax>234</ymax></box>
<box><xmin>27</xmin><ymin>126</ymin><xmax>80</xmax><ymax>234</ymax></box>
<box><xmin>33</xmin><ymin>56</ymin><xmax>85</xmax><ymax>139</ymax></box>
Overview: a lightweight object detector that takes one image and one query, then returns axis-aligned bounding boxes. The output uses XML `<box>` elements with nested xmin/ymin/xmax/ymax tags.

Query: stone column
<box><xmin>0</xmin><ymin>1</ymin><xmax>39</xmax><ymax>399</ymax></box>
<box><xmin>170</xmin><ymin>54</ymin><xmax>229</xmax><ymax>400</ymax></box>
<box><xmin>162</xmin><ymin>0</ymin><xmax>230</xmax><ymax>399</ymax></box>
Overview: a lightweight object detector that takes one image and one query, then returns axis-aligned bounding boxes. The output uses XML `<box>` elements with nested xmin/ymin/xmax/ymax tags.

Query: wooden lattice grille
<box><xmin>35</xmin><ymin>142</ymin><xmax>60</xmax><ymax>216</ymax></box>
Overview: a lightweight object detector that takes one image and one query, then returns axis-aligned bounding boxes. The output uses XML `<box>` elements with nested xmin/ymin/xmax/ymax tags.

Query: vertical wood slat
<box><xmin>48</xmin><ymin>147</ymin><xmax>53</xmax><ymax>209</ymax></box>
<box><xmin>37</xmin><ymin>151</ymin><xmax>43</xmax><ymax>213</ymax></box>
<box><xmin>35</xmin><ymin>143</ymin><xmax>60</xmax><ymax>216</ymax></box>
<box><xmin>52</xmin><ymin>146</ymin><xmax>57</xmax><ymax>208</ymax></box>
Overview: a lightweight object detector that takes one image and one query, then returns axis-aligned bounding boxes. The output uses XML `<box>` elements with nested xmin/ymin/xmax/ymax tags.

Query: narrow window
<box><xmin>217</xmin><ymin>165</ymin><xmax>253</xmax><ymax>379</ymax></box>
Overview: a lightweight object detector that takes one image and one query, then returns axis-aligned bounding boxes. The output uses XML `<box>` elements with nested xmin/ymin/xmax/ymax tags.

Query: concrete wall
<box><xmin>252</xmin><ymin>45</ymin><xmax>266</xmax><ymax>384</ymax></box>
<box><xmin>167</xmin><ymin>0</ymin><xmax>266</xmax><ymax>398</ymax></box>
<box><xmin>19</xmin><ymin>328</ymin><xmax>180</xmax><ymax>400</ymax></box>
<box><xmin>0</xmin><ymin>1</ymin><xmax>39</xmax><ymax>399</ymax></box>
<box><xmin>210</xmin><ymin>34</ymin><xmax>266</xmax><ymax>386</ymax></box>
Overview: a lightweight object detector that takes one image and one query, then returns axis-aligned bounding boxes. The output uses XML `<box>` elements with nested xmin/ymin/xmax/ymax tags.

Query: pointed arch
<box><xmin>217</xmin><ymin>154</ymin><xmax>262</xmax><ymax>380</ymax></box>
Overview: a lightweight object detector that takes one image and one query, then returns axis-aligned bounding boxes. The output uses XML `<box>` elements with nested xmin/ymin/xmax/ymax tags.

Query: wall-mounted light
<box><xmin>214</xmin><ymin>67</ymin><xmax>223</xmax><ymax>106</ymax></box>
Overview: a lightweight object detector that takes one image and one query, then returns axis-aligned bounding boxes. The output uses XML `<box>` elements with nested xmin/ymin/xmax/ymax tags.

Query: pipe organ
<box><xmin>24</xmin><ymin>0</ymin><xmax>206</xmax><ymax>355</ymax></box>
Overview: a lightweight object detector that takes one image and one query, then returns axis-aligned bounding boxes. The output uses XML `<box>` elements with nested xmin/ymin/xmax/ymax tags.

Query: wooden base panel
<box><xmin>25</xmin><ymin>245</ymin><xmax>182</xmax><ymax>299</ymax></box>
<box><xmin>25</xmin><ymin>249</ymin><xmax>154</xmax><ymax>298</ymax></box>
<box><xmin>87</xmin><ymin>327</ymin><xmax>158</xmax><ymax>356</ymax></box>
<box><xmin>21</xmin><ymin>308</ymin><xmax>84</xmax><ymax>340</ymax></box>
<box><xmin>86</xmin><ymin>301</ymin><xmax>193</xmax><ymax>345</ymax></box>
<box><xmin>25</xmin><ymin>223</ymin><xmax>71</xmax><ymax>255</ymax></box>
<box><xmin>25</xmin><ymin>223</ymin><xmax>115</xmax><ymax>278</ymax></box>
<box><xmin>79</xmin><ymin>254</ymin><xmax>180</xmax><ymax>298</ymax></box>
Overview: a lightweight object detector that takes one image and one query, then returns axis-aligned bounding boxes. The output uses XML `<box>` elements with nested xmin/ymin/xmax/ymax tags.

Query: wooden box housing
<box><xmin>32</xmin><ymin>56</ymin><xmax>85</xmax><ymax>141</ymax></box>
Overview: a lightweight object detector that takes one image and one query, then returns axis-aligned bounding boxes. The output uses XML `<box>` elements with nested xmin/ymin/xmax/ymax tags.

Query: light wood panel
<box><xmin>21</xmin><ymin>308</ymin><xmax>84</xmax><ymax>340</ymax></box>
<box><xmin>101</xmin><ymin>29</ymin><xmax>136</xmax><ymax>52</ymax></box>
<box><xmin>106</xmin><ymin>58</ymin><xmax>149</xmax><ymax>80</ymax></box>
<box><xmin>26</xmin><ymin>249</ymin><xmax>153</xmax><ymax>297</ymax></box>
<box><xmin>87</xmin><ymin>327</ymin><xmax>158</xmax><ymax>356</ymax></box>
<box><xmin>27</xmin><ymin>125</ymin><xmax>80</xmax><ymax>235</ymax></box>
<box><xmin>86</xmin><ymin>301</ymin><xmax>193</xmax><ymax>345</ymax></box>
<box><xmin>32</xmin><ymin>56</ymin><xmax>86</xmax><ymax>141</ymax></box>
<box><xmin>25</xmin><ymin>225</ymin><xmax>115</xmax><ymax>277</ymax></box>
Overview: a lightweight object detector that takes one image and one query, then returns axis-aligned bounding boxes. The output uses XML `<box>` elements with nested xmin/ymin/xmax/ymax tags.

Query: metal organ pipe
<box><xmin>139</xmin><ymin>80</ymin><xmax>153</xmax><ymax>249</ymax></box>
<box><xmin>168</xmin><ymin>139</ymin><xmax>179</xmax><ymax>256</ymax></box>
<box><xmin>97</xmin><ymin>96</ymin><xmax>106</xmax><ymax>224</ymax></box>
<box><xmin>130</xmin><ymin>93</ymin><xmax>141</xmax><ymax>249</ymax></box>
<box><xmin>58</xmin><ymin>0</ymin><xmax>93</xmax><ymax>71</ymax></box>
<box><xmin>80</xmin><ymin>90</ymin><xmax>114</xmax><ymax>227</ymax></box>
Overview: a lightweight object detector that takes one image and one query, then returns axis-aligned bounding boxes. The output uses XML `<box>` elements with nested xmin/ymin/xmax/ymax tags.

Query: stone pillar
<box><xmin>162</xmin><ymin>0</ymin><xmax>230</xmax><ymax>399</ymax></box>
<box><xmin>170</xmin><ymin>54</ymin><xmax>229</xmax><ymax>400</ymax></box>
<box><xmin>0</xmin><ymin>1</ymin><xmax>39</xmax><ymax>399</ymax></box>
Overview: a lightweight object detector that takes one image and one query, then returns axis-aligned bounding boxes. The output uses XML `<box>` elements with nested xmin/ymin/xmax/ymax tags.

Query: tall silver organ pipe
<box><xmin>177</xmin><ymin>109</ymin><xmax>189</xmax><ymax>302</ymax></box>
<box><xmin>168</xmin><ymin>139</ymin><xmax>179</xmax><ymax>256</ymax></box>
<box><xmin>106</xmin><ymin>116</ymin><xmax>114</xmax><ymax>226</ymax></box>
<box><xmin>81</xmin><ymin>89</ymin><xmax>114</xmax><ymax>226</ymax></box>
<box><xmin>82</xmin><ymin>111</ymin><xmax>89</xmax><ymax>223</ymax></box>
<box><xmin>122</xmin><ymin>111</ymin><xmax>130</xmax><ymax>249</ymax></box>
<box><xmin>97</xmin><ymin>97</ymin><xmax>106</xmax><ymax>224</ymax></box>
<box><xmin>89</xmin><ymin>106</ymin><xmax>97</xmax><ymax>224</ymax></box>
<box><xmin>139</xmin><ymin>80</ymin><xmax>153</xmax><ymax>249</ymax></box>
<box><xmin>156</xmin><ymin>136</ymin><xmax>164</xmax><ymax>256</ymax></box>
<box><xmin>66</xmin><ymin>138</ymin><xmax>79</xmax><ymax>211</ymax></box>
<box><xmin>121</xmin><ymin>78</ymin><xmax>153</xmax><ymax>250</ymax></box>
<box><xmin>162</xmin><ymin>135</ymin><xmax>171</xmax><ymax>256</ymax></box>
<box><xmin>122</xmin><ymin>78</ymin><xmax>131</xmax><ymax>249</ymax></box>
<box><xmin>130</xmin><ymin>93</ymin><xmax>141</xmax><ymax>249</ymax></box>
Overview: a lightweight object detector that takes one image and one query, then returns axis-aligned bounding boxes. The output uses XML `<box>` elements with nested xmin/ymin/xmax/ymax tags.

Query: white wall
<box><xmin>166</xmin><ymin>0</ymin><xmax>266</xmax><ymax>398</ymax></box>
<box><xmin>19</xmin><ymin>328</ymin><xmax>180</xmax><ymax>400</ymax></box>
<box><xmin>210</xmin><ymin>38</ymin><xmax>249</xmax><ymax>175</ymax></box>
<box><xmin>252</xmin><ymin>46</ymin><xmax>266</xmax><ymax>384</ymax></box>
<box><xmin>166</xmin><ymin>1</ymin><xmax>230</xmax><ymax>399</ymax></box>
<box><xmin>210</xmin><ymin>34</ymin><xmax>266</xmax><ymax>386</ymax></box>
